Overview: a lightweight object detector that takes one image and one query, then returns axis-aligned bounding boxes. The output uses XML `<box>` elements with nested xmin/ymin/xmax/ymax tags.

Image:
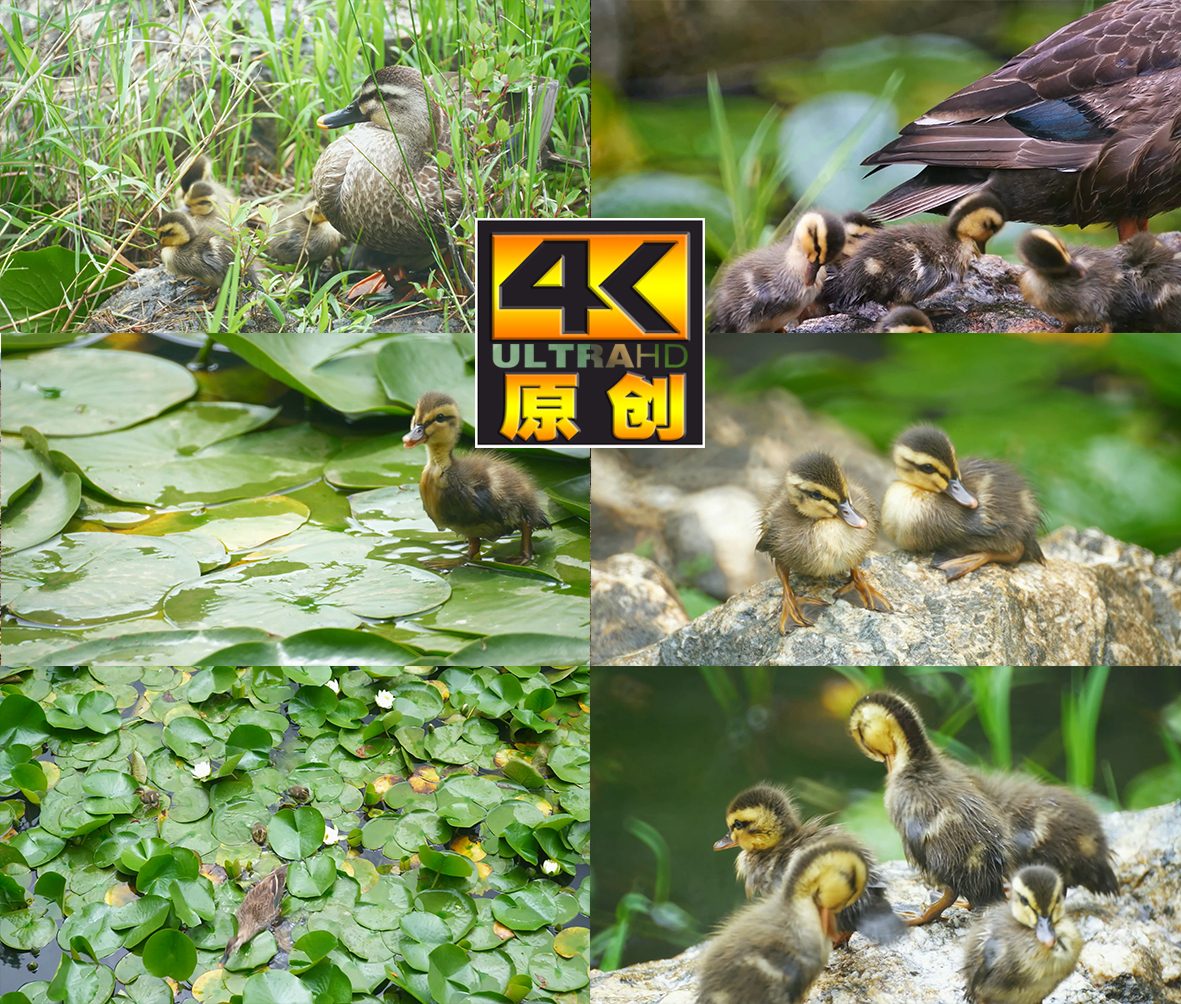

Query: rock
<box><xmin>664</xmin><ymin>487</ymin><xmax>771</xmax><ymax>598</ymax></box>
<box><xmin>599</xmin><ymin>526</ymin><xmax>1181</xmax><ymax>666</ymax></box>
<box><xmin>591</xmin><ymin>553</ymin><xmax>690</xmax><ymax>665</ymax></box>
<box><xmin>591</xmin><ymin>801</ymin><xmax>1181</xmax><ymax>1004</ymax></box>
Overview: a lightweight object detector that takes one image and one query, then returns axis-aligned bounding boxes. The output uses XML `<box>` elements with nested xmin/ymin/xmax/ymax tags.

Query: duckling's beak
<box><xmin>838</xmin><ymin>500</ymin><xmax>869</xmax><ymax>529</ymax></box>
<box><xmin>973</xmin><ymin>238</ymin><xmax>988</xmax><ymax>256</ymax></box>
<box><xmin>944</xmin><ymin>478</ymin><xmax>978</xmax><ymax>509</ymax></box>
<box><xmin>403</xmin><ymin>425</ymin><xmax>426</xmax><ymax>448</ymax></box>
<box><xmin>713</xmin><ymin>833</ymin><xmax>737</xmax><ymax>851</ymax></box>
<box><xmin>818</xmin><ymin>904</ymin><xmax>840</xmax><ymax>944</ymax></box>
<box><xmin>1070</xmin><ymin>261</ymin><xmax>1087</xmax><ymax>278</ymax></box>
<box><xmin>805</xmin><ymin>259</ymin><xmax>822</xmax><ymax>286</ymax></box>
<box><xmin>1035</xmin><ymin>915</ymin><xmax>1056</xmax><ymax>948</ymax></box>
<box><xmin>318</xmin><ymin>100</ymin><xmax>368</xmax><ymax>130</ymax></box>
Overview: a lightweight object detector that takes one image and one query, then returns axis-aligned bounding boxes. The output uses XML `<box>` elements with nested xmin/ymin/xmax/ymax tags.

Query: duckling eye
<box><xmin>808</xmin><ymin>490</ymin><xmax>826</xmax><ymax>501</ymax></box>
<box><xmin>1018</xmin><ymin>894</ymin><xmax>1029</xmax><ymax>907</ymax></box>
<box><xmin>918</xmin><ymin>464</ymin><xmax>937</xmax><ymax>474</ymax></box>
<box><xmin>436</xmin><ymin>413</ymin><xmax>447</xmax><ymax>422</ymax></box>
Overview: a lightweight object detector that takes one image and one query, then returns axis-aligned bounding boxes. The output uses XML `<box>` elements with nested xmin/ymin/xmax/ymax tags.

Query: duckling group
<box><xmin>759</xmin><ymin>425</ymin><xmax>1042</xmax><ymax>635</ymax></box>
<box><xmin>697</xmin><ymin>690</ymin><xmax>1115</xmax><ymax>1003</ymax></box>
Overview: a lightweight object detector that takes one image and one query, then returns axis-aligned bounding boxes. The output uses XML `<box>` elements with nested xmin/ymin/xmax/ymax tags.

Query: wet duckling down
<box><xmin>402</xmin><ymin>391</ymin><xmax>551</xmax><ymax>564</ymax></box>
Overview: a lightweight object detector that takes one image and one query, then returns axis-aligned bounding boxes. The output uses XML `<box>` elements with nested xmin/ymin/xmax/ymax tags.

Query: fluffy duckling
<box><xmin>178</xmin><ymin>154</ymin><xmax>233</xmax><ymax>203</ymax></box>
<box><xmin>757</xmin><ymin>451</ymin><xmax>891</xmax><ymax>634</ymax></box>
<box><xmin>832</xmin><ymin>192</ymin><xmax>1006</xmax><ymax>309</ymax></box>
<box><xmin>973</xmin><ymin>772</ymin><xmax>1117</xmax><ymax>895</ymax></box>
<box><xmin>838</xmin><ymin>210</ymin><xmax>884</xmax><ymax>263</ymax></box>
<box><xmin>708</xmin><ymin>210</ymin><xmax>846</xmax><ymax>332</ymax></box>
<box><xmin>157</xmin><ymin>211</ymin><xmax>258</xmax><ymax>289</ymax></box>
<box><xmin>223</xmin><ymin>863</ymin><xmax>287</xmax><ymax>964</ymax></box>
<box><xmin>881</xmin><ymin>425</ymin><xmax>1043</xmax><ymax>580</ymax></box>
<box><xmin>875</xmin><ymin>306</ymin><xmax>934</xmax><ymax>332</ymax></box>
<box><xmin>402</xmin><ymin>391</ymin><xmax>551</xmax><ymax>563</ymax></box>
<box><xmin>1110</xmin><ymin>231</ymin><xmax>1181</xmax><ymax>333</ymax></box>
<box><xmin>962</xmin><ymin>866</ymin><xmax>1083</xmax><ymax>1004</ymax></box>
<box><xmin>848</xmin><ymin>692</ymin><xmax>1010</xmax><ymax>924</ymax></box>
<box><xmin>715</xmin><ymin>784</ymin><xmax>905</xmax><ymax>946</ymax></box>
<box><xmin>697</xmin><ymin>839</ymin><xmax>869</xmax><ymax>1004</ymax></box>
<box><xmin>1017</xmin><ymin>229</ymin><xmax>1122</xmax><ymax>332</ymax></box>
<box><xmin>267</xmin><ymin>197</ymin><xmax>345</xmax><ymax>267</ymax></box>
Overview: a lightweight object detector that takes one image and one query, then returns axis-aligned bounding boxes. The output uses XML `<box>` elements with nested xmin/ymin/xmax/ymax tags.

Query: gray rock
<box><xmin>600</xmin><ymin>526</ymin><xmax>1181</xmax><ymax>667</ymax></box>
<box><xmin>591</xmin><ymin>553</ymin><xmax>690</xmax><ymax>665</ymax></box>
<box><xmin>591</xmin><ymin>801</ymin><xmax>1181</xmax><ymax>1004</ymax></box>
<box><xmin>664</xmin><ymin>487</ymin><xmax>771</xmax><ymax>599</ymax></box>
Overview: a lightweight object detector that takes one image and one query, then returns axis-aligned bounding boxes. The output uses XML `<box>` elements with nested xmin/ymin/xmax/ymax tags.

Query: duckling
<box><xmin>402</xmin><ymin>391</ymin><xmax>551</xmax><ymax>563</ymax></box>
<box><xmin>222</xmin><ymin>863</ymin><xmax>287</xmax><ymax>964</ymax></box>
<box><xmin>881</xmin><ymin>425</ymin><xmax>1043</xmax><ymax>580</ymax></box>
<box><xmin>832</xmin><ymin>192</ymin><xmax>1006</xmax><ymax>309</ymax></box>
<box><xmin>697</xmin><ymin>839</ymin><xmax>868</xmax><ymax>1004</ymax></box>
<box><xmin>251</xmin><ymin>823</ymin><xmax>268</xmax><ymax>845</ymax></box>
<box><xmin>1017</xmin><ymin>229</ymin><xmax>1122</xmax><ymax>332</ymax></box>
<box><xmin>135</xmin><ymin>786</ymin><xmax>159</xmax><ymax>810</ymax></box>
<box><xmin>962</xmin><ymin>866</ymin><xmax>1083</xmax><ymax>1004</ymax></box>
<box><xmin>875</xmin><ymin>306</ymin><xmax>934</xmax><ymax>332</ymax></box>
<box><xmin>973</xmin><ymin>771</ymin><xmax>1117</xmax><ymax>895</ymax></box>
<box><xmin>267</xmin><ymin>197</ymin><xmax>344</xmax><ymax>267</ymax></box>
<box><xmin>838</xmin><ymin>210</ymin><xmax>883</xmax><ymax>263</ymax></box>
<box><xmin>178</xmin><ymin>154</ymin><xmax>234</xmax><ymax>209</ymax></box>
<box><xmin>288</xmin><ymin>784</ymin><xmax>310</xmax><ymax>803</ymax></box>
<box><xmin>157</xmin><ymin>211</ymin><xmax>258</xmax><ymax>290</ymax></box>
<box><xmin>183</xmin><ymin>179</ymin><xmax>233</xmax><ymax>228</ymax></box>
<box><xmin>708</xmin><ymin>210</ymin><xmax>846</xmax><ymax>332</ymax></box>
<box><xmin>757</xmin><ymin>451</ymin><xmax>891</xmax><ymax>634</ymax></box>
<box><xmin>312</xmin><ymin>65</ymin><xmax>463</xmax><ymax>275</ymax></box>
<box><xmin>848</xmin><ymin>691</ymin><xmax>1010</xmax><ymax>925</ymax></box>
<box><xmin>1110</xmin><ymin>231</ymin><xmax>1181</xmax><ymax>332</ymax></box>
<box><xmin>715</xmin><ymin>784</ymin><xmax>905</xmax><ymax>946</ymax></box>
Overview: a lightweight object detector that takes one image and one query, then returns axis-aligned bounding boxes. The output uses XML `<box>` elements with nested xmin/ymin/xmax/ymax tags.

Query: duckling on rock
<box><xmin>223</xmin><ymin>863</ymin><xmax>287</xmax><ymax>965</ymax></box>
<box><xmin>962</xmin><ymin>865</ymin><xmax>1083</xmax><ymax>1004</ymax></box>
<box><xmin>881</xmin><ymin>425</ymin><xmax>1043</xmax><ymax>580</ymax></box>
<box><xmin>1017</xmin><ymin>229</ymin><xmax>1122</xmax><ymax>332</ymax></box>
<box><xmin>707</xmin><ymin>210</ymin><xmax>846</xmax><ymax>332</ymax></box>
<box><xmin>267</xmin><ymin>196</ymin><xmax>344</xmax><ymax>267</ymax></box>
<box><xmin>402</xmin><ymin>391</ymin><xmax>551</xmax><ymax>563</ymax></box>
<box><xmin>757</xmin><ymin>451</ymin><xmax>891</xmax><ymax>634</ymax></box>
<box><xmin>697</xmin><ymin>839</ymin><xmax>870</xmax><ymax>1004</ymax></box>
<box><xmin>714</xmin><ymin>784</ymin><xmax>906</xmax><ymax>946</ymax></box>
<box><xmin>1110</xmin><ymin>231</ymin><xmax>1181</xmax><ymax>333</ymax></box>
<box><xmin>848</xmin><ymin>691</ymin><xmax>1010</xmax><ymax>925</ymax></box>
<box><xmin>875</xmin><ymin>306</ymin><xmax>934</xmax><ymax>332</ymax></box>
<box><xmin>157</xmin><ymin>211</ymin><xmax>258</xmax><ymax>290</ymax></box>
<box><xmin>838</xmin><ymin>210</ymin><xmax>883</xmax><ymax>263</ymax></box>
<box><xmin>831</xmin><ymin>192</ymin><xmax>1006</xmax><ymax>310</ymax></box>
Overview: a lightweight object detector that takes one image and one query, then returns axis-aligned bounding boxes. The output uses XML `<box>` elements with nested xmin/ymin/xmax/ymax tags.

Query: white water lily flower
<box><xmin>375</xmin><ymin>690</ymin><xmax>394</xmax><ymax>709</ymax></box>
<box><xmin>541</xmin><ymin>858</ymin><xmax>560</xmax><ymax>875</ymax></box>
<box><xmin>323</xmin><ymin>823</ymin><xmax>342</xmax><ymax>845</ymax></box>
<box><xmin>326</xmin><ymin>679</ymin><xmax>340</xmax><ymax>694</ymax></box>
<box><xmin>191</xmin><ymin>760</ymin><xmax>212</xmax><ymax>780</ymax></box>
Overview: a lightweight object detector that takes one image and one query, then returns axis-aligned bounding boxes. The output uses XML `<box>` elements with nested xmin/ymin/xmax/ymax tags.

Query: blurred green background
<box><xmin>592</xmin><ymin>0</ymin><xmax>1181</xmax><ymax>279</ymax></box>
<box><xmin>589</xmin><ymin>667</ymin><xmax>1181</xmax><ymax>971</ymax></box>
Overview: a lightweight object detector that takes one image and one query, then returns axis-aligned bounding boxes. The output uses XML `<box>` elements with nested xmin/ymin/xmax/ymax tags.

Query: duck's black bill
<box><xmin>318</xmin><ymin>102</ymin><xmax>368</xmax><ymax>129</ymax></box>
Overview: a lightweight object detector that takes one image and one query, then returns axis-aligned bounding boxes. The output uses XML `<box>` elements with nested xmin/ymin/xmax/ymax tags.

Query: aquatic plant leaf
<box><xmin>418</xmin><ymin>846</ymin><xmax>478</xmax><ymax>879</ymax></box>
<box><xmin>0</xmin><ymin>694</ymin><xmax>49</xmax><ymax>747</ymax></box>
<box><xmin>45</xmin><ymin>955</ymin><xmax>116</xmax><ymax>1004</ymax></box>
<box><xmin>289</xmin><ymin>855</ymin><xmax>337</xmax><ymax>896</ymax></box>
<box><xmin>0</xmin><ymin>440</ymin><xmax>81</xmax><ymax>555</ymax></box>
<box><xmin>416</xmin><ymin>889</ymin><xmax>478</xmax><ymax>941</ymax></box>
<box><xmin>10</xmin><ymin>828</ymin><xmax>65</xmax><ymax>867</ymax></box>
<box><xmin>428</xmin><ymin>943</ymin><xmax>478</xmax><ymax>1004</ymax></box>
<box><xmin>491</xmin><ymin>886</ymin><xmax>558</xmax><ymax>932</ymax></box>
<box><xmin>136</xmin><ymin>849</ymin><xmax>201</xmax><ymax>897</ymax></box>
<box><xmin>269</xmin><ymin>806</ymin><xmax>326</xmax><ymax>860</ymax></box>
<box><xmin>546</xmin><ymin>746</ymin><xmax>589</xmax><ymax>785</ymax></box>
<box><xmin>142</xmin><ymin>928</ymin><xmax>197</xmax><ymax>981</ymax></box>
<box><xmin>0</xmin><ymin>909</ymin><xmax>56</xmax><ymax>951</ymax></box>
<box><xmin>375</xmin><ymin>335</ymin><xmax>475</xmax><ymax>420</ymax></box>
<box><xmin>529</xmin><ymin>948</ymin><xmax>589</xmax><ymax>991</ymax></box>
<box><xmin>57</xmin><ymin>902</ymin><xmax>122</xmax><ymax>957</ymax></box>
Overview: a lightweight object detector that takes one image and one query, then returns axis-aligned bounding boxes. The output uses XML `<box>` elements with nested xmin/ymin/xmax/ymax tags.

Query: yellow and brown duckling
<box><xmin>178</xmin><ymin>154</ymin><xmax>233</xmax><ymax>207</ymax></box>
<box><xmin>1017</xmin><ymin>229</ymin><xmax>1122</xmax><ymax>332</ymax></box>
<box><xmin>881</xmin><ymin>425</ymin><xmax>1043</xmax><ymax>580</ymax></box>
<box><xmin>849</xmin><ymin>692</ymin><xmax>1011</xmax><ymax>925</ymax></box>
<box><xmin>838</xmin><ymin>210</ymin><xmax>884</xmax><ymax>263</ymax></box>
<box><xmin>875</xmin><ymin>306</ymin><xmax>934</xmax><ymax>332</ymax></box>
<box><xmin>267</xmin><ymin>196</ymin><xmax>344</xmax><ymax>267</ymax></box>
<box><xmin>222</xmin><ymin>863</ymin><xmax>287</xmax><ymax>965</ymax></box>
<box><xmin>862</xmin><ymin>0</ymin><xmax>1181</xmax><ymax>238</ymax></box>
<box><xmin>962</xmin><ymin>865</ymin><xmax>1083</xmax><ymax>1004</ymax></box>
<box><xmin>832</xmin><ymin>192</ymin><xmax>1006</xmax><ymax>309</ymax></box>
<box><xmin>402</xmin><ymin>391</ymin><xmax>551</xmax><ymax>563</ymax></box>
<box><xmin>715</xmin><ymin>784</ymin><xmax>905</xmax><ymax>946</ymax></box>
<box><xmin>757</xmin><ymin>451</ymin><xmax>891</xmax><ymax>634</ymax></box>
<box><xmin>157</xmin><ymin>211</ymin><xmax>258</xmax><ymax>289</ymax></box>
<box><xmin>697</xmin><ymin>839</ymin><xmax>870</xmax><ymax>1004</ymax></box>
<box><xmin>313</xmin><ymin>65</ymin><xmax>463</xmax><ymax>275</ymax></box>
<box><xmin>1110</xmin><ymin>231</ymin><xmax>1181</xmax><ymax>332</ymax></box>
<box><xmin>708</xmin><ymin>210</ymin><xmax>846</xmax><ymax>332</ymax></box>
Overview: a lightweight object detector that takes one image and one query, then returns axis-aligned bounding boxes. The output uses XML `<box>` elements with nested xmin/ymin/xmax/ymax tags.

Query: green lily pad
<box><xmin>1</xmin><ymin>440</ymin><xmax>81</xmax><ymax>556</ymax></box>
<box><xmin>324</xmin><ymin>434</ymin><xmax>424</xmax><ymax>490</ymax></box>
<box><xmin>142</xmin><ymin>928</ymin><xmax>197</xmax><ymax>981</ymax></box>
<box><xmin>375</xmin><ymin>335</ymin><xmax>475</xmax><ymax>420</ymax></box>
<box><xmin>129</xmin><ymin>496</ymin><xmax>310</xmax><ymax>550</ymax></box>
<box><xmin>269</xmin><ymin>806</ymin><xmax>326</xmax><ymax>860</ymax></box>
<box><xmin>0</xmin><ymin>909</ymin><xmax>57</xmax><ymax>951</ymax></box>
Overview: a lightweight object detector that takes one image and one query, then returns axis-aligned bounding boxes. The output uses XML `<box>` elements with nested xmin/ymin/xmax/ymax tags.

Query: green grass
<box><xmin>0</xmin><ymin>0</ymin><xmax>588</xmax><ymax>333</ymax></box>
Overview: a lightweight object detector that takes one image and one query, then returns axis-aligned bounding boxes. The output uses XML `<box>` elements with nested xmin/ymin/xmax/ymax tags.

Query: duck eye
<box><xmin>919</xmin><ymin>464</ymin><xmax>937</xmax><ymax>474</ymax></box>
<box><xmin>436</xmin><ymin>413</ymin><xmax>447</xmax><ymax>422</ymax></box>
<box><xmin>808</xmin><ymin>490</ymin><xmax>826</xmax><ymax>501</ymax></box>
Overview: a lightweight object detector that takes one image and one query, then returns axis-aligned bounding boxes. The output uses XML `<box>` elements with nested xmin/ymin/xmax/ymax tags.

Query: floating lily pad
<box><xmin>375</xmin><ymin>335</ymin><xmax>475</xmax><ymax>421</ymax></box>
<box><xmin>1</xmin><ymin>440</ymin><xmax>81</xmax><ymax>555</ymax></box>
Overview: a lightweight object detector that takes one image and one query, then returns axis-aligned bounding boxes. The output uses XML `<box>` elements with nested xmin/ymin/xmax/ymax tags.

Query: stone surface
<box><xmin>591</xmin><ymin>801</ymin><xmax>1181</xmax><ymax>1004</ymax></box>
<box><xmin>599</xmin><ymin>527</ymin><xmax>1181</xmax><ymax>667</ymax></box>
<box><xmin>590</xmin><ymin>553</ymin><xmax>690</xmax><ymax>665</ymax></box>
<box><xmin>664</xmin><ymin>487</ymin><xmax>772</xmax><ymax>598</ymax></box>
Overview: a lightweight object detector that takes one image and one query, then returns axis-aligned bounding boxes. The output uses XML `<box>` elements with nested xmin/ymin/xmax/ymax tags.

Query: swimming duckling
<box><xmin>715</xmin><ymin>784</ymin><xmax>905</xmax><ymax>945</ymax></box>
<box><xmin>708</xmin><ymin>210</ymin><xmax>846</xmax><ymax>332</ymax></box>
<box><xmin>832</xmin><ymin>192</ymin><xmax>1006</xmax><ymax>309</ymax></box>
<box><xmin>962</xmin><ymin>865</ymin><xmax>1083</xmax><ymax>1004</ymax></box>
<box><xmin>848</xmin><ymin>691</ymin><xmax>1010</xmax><ymax>925</ymax></box>
<box><xmin>973</xmin><ymin>771</ymin><xmax>1117</xmax><ymax>895</ymax></box>
<box><xmin>402</xmin><ymin>391</ymin><xmax>551</xmax><ymax>563</ymax></box>
<box><xmin>881</xmin><ymin>425</ymin><xmax>1043</xmax><ymax>580</ymax></box>
<box><xmin>267</xmin><ymin>197</ymin><xmax>344</xmax><ymax>267</ymax></box>
<box><xmin>223</xmin><ymin>863</ymin><xmax>287</xmax><ymax>965</ymax></box>
<box><xmin>1017</xmin><ymin>229</ymin><xmax>1122</xmax><ymax>332</ymax></box>
<box><xmin>1110</xmin><ymin>231</ymin><xmax>1181</xmax><ymax>332</ymax></box>
<box><xmin>697</xmin><ymin>839</ymin><xmax>869</xmax><ymax>1004</ymax></box>
<box><xmin>875</xmin><ymin>306</ymin><xmax>934</xmax><ymax>332</ymax></box>
<box><xmin>757</xmin><ymin>451</ymin><xmax>891</xmax><ymax>634</ymax></box>
<box><xmin>157</xmin><ymin>211</ymin><xmax>258</xmax><ymax>289</ymax></box>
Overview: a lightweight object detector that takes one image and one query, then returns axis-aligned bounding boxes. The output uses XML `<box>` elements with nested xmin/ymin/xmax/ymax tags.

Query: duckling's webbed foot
<box><xmin>773</xmin><ymin>560</ymin><xmax>827</xmax><ymax>633</ymax></box>
<box><xmin>933</xmin><ymin>544</ymin><xmax>1025</xmax><ymax>580</ymax></box>
<box><xmin>902</xmin><ymin>886</ymin><xmax>958</xmax><ymax>926</ymax></box>
<box><xmin>834</xmin><ymin>566</ymin><xmax>893</xmax><ymax>613</ymax></box>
